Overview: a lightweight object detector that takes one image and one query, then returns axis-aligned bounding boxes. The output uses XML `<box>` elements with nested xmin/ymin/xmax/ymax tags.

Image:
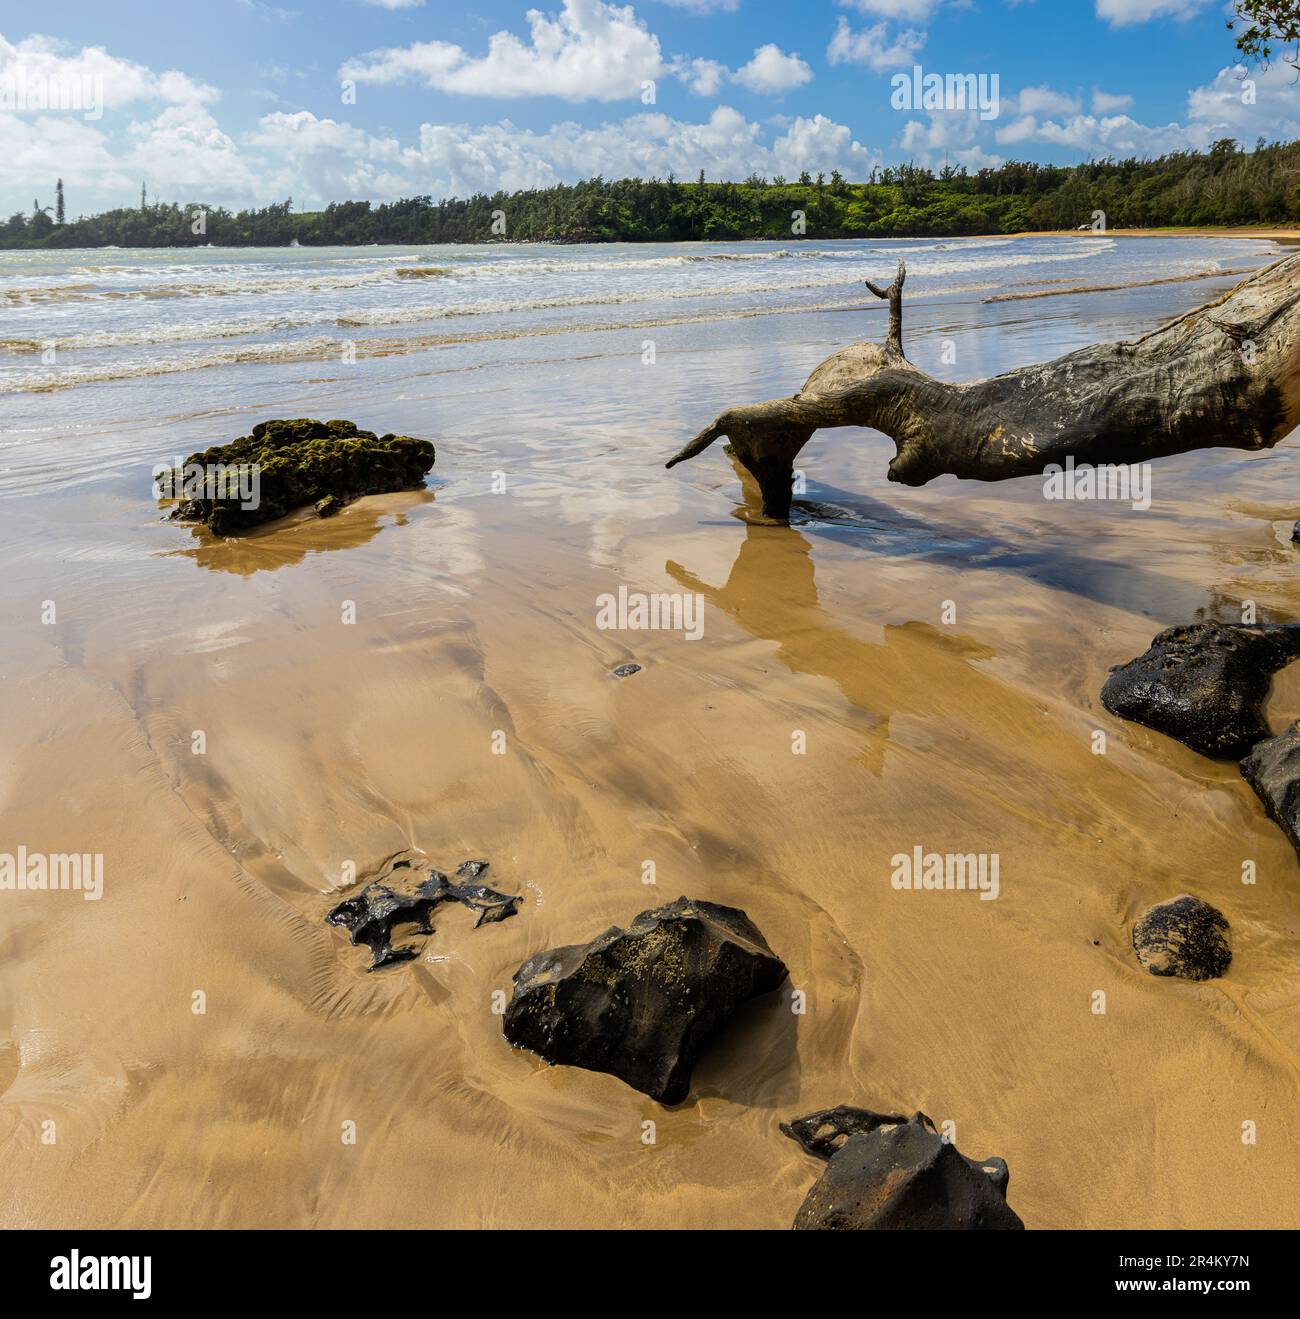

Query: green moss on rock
<box><xmin>167</xmin><ymin>417</ymin><xmax>435</xmax><ymax>535</ymax></box>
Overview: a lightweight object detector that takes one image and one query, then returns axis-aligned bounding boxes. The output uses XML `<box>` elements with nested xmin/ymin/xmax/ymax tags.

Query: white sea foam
<box><xmin>0</xmin><ymin>235</ymin><xmax>1269</xmax><ymax>397</ymax></box>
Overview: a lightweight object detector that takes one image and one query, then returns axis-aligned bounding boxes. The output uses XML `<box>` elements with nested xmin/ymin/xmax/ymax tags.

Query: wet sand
<box><xmin>1</xmin><ymin>252</ymin><xmax>1298</xmax><ymax>1229</ymax></box>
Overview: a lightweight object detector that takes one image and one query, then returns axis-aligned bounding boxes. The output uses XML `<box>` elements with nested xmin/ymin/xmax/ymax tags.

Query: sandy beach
<box><xmin>1</xmin><ymin>233</ymin><xmax>1298</xmax><ymax>1230</ymax></box>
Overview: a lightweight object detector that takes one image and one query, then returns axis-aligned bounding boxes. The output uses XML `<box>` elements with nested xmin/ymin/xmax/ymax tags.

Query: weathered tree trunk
<box><xmin>666</xmin><ymin>253</ymin><xmax>1300</xmax><ymax>519</ymax></box>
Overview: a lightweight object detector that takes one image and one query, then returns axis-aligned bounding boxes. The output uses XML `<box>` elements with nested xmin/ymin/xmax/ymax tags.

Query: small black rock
<box><xmin>611</xmin><ymin>662</ymin><xmax>642</xmax><ymax>678</ymax></box>
<box><xmin>1240</xmin><ymin>721</ymin><xmax>1300</xmax><ymax>864</ymax></box>
<box><xmin>781</xmin><ymin>1107</ymin><xmax>1023</xmax><ymax>1230</ymax></box>
<box><xmin>503</xmin><ymin>895</ymin><xmax>787</xmax><ymax>1104</ymax></box>
<box><xmin>1101</xmin><ymin>622</ymin><xmax>1300</xmax><ymax>758</ymax></box>
<box><xmin>326</xmin><ymin>850</ymin><xmax>520</xmax><ymax>970</ymax></box>
<box><xmin>1132</xmin><ymin>894</ymin><xmax>1231</xmax><ymax>981</ymax></box>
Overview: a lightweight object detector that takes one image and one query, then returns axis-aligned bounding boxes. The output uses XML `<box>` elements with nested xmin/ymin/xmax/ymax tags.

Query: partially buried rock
<box><xmin>1240</xmin><ymin>721</ymin><xmax>1300</xmax><ymax>864</ymax></box>
<box><xmin>781</xmin><ymin>1106</ymin><xmax>1023</xmax><ymax>1230</ymax></box>
<box><xmin>1101</xmin><ymin>622</ymin><xmax>1300</xmax><ymax>758</ymax></box>
<box><xmin>1132</xmin><ymin>894</ymin><xmax>1231</xmax><ymax>981</ymax></box>
<box><xmin>164</xmin><ymin>417</ymin><xmax>435</xmax><ymax>535</ymax></box>
<box><xmin>502</xmin><ymin>895</ymin><xmax>787</xmax><ymax>1104</ymax></box>
<box><xmin>611</xmin><ymin>662</ymin><xmax>641</xmax><ymax>678</ymax></box>
<box><xmin>1292</xmin><ymin>520</ymin><xmax>1299</xmax><ymax>545</ymax></box>
<box><xmin>326</xmin><ymin>850</ymin><xmax>520</xmax><ymax>970</ymax></box>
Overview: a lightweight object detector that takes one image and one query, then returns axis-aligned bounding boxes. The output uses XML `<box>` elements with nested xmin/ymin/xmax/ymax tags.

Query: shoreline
<box><xmin>1</xmin><ymin>227</ymin><xmax>1297</xmax><ymax>255</ymax></box>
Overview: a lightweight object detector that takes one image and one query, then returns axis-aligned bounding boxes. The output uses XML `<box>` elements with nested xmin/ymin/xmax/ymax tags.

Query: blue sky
<box><xmin>0</xmin><ymin>0</ymin><xmax>1294</xmax><ymax>215</ymax></box>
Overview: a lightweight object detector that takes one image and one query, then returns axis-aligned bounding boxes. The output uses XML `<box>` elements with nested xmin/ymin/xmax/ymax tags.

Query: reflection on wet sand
<box><xmin>669</xmin><ymin>524</ymin><xmax>995</xmax><ymax>774</ymax></box>
<box><xmin>160</xmin><ymin>488</ymin><xmax>436</xmax><ymax>575</ymax></box>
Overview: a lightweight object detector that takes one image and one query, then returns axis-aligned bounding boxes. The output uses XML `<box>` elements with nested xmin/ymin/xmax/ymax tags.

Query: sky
<box><xmin>0</xmin><ymin>0</ymin><xmax>1296</xmax><ymax>217</ymax></box>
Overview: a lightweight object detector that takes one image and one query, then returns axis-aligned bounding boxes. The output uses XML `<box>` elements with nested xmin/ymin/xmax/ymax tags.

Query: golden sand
<box><xmin>1</xmin><ymin>259</ymin><xmax>1297</xmax><ymax>1229</ymax></box>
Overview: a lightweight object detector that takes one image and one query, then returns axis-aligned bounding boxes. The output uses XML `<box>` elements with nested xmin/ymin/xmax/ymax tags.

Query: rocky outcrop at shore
<box><xmin>165</xmin><ymin>417</ymin><xmax>435</xmax><ymax>534</ymax></box>
<box><xmin>1101</xmin><ymin>623</ymin><xmax>1300</xmax><ymax>758</ymax></box>
<box><xmin>1132</xmin><ymin>894</ymin><xmax>1231</xmax><ymax>981</ymax></box>
<box><xmin>502</xmin><ymin>895</ymin><xmax>787</xmax><ymax>1104</ymax></box>
<box><xmin>326</xmin><ymin>851</ymin><xmax>520</xmax><ymax>970</ymax></box>
<box><xmin>1241</xmin><ymin>722</ymin><xmax>1300</xmax><ymax>864</ymax></box>
<box><xmin>781</xmin><ymin>1106</ymin><xmax>1023</xmax><ymax>1230</ymax></box>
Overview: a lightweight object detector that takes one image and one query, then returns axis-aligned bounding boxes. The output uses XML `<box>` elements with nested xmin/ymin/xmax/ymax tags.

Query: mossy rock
<box><xmin>166</xmin><ymin>417</ymin><xmax>435</xmax><ymax>535</ymax></box>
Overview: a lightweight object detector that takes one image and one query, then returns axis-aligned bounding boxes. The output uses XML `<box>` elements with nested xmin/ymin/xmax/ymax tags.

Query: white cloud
<box><xmin>670</xmin><ymin>46</ymin><xmax>812</xmax><ymax>98</ymax></box>
<box><xmin>249</xmin><ymin>111</ymin><xmax>415</xmax><ymax>203</ymax></box>
<box><xmin>126</xmin><ymin>104</ymin><xmax>255</xmax><ymax>196</ymax></box>
<box><xmin>245</xmin><ymin>105</ymin><xmax>876</xmax><ymax>201</ymax></box>
<box><xmin>340</xmin><ymin>0</ymin><xmax>666</xmax><ymax>102</ymax></box>
<box><xmin>675</xmin><ymin>57</ymin><xmax>727</xmax><ymax>96</ymax></box>
<box><xmin>1185</xmin><ymin>60</ymin><xmax>1300</xmax><ymax>141</ymax></box>
<box><xmin>989</xmin><ymin>61</ymin><xmax>1300</xmax><ymax>159</ymax></box>
<box><xmin>839</xmin><ymin>0</ymin><xmax>942</xmax><ymax>17</ymax></box>
<box><xmin>1016</xmin><ymin>85</ymin><xmax>1081</xmax><ymax>117</ymax></box>
<box><xmin>1095</xmin><ymin>0</ymin><xmax>1209</xmax><ymax>26</ymax></box>
<box><xmin>1092</xmin><ymin>89</ymin><xmax>1134</xmax><ymax>114</ymax></box>
<box><xmin>771</xmin><ymin>112</ymin><xmax>877</xmax><ymax>176</ymax></box>
<box><xmin>827</xmin><ymin>17</ymin><xmax>926</xmax><ymax>72</ymax></box>
<box><xmin>0</xmin><ymin>33</ymin><xmax>217</xmax><ymax>111</ymax></box>
<box><xmin>0</xmin><ymin>33</ymin><xmax>231</xmax><ymax>212</ymax></box>
<box><xmin>0</xmin><ymin>113</ymin><xmax>123</xmax><ymax>210</ymax></box>
<box><xmin>409</xmin><ymin>106</ymin><xmax>877</xmax><ymax>196</ymax></box>
<box><xmin>732</xmin><ymin>44</ymin><xmax>813</xmax><ymax>95</ymax></box>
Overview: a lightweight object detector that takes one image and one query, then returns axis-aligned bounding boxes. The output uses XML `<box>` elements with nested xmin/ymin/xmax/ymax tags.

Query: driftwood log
<box><xmin>666</xmin><ymin>253</ymin><xmax>1300</xmax><ymax>519</ymax></box>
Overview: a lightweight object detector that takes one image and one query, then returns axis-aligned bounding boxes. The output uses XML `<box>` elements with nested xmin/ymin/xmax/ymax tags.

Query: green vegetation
<box><xmin>6</xmin><ymin>138</ymin><xmax>1300</xmax><ymax>249</ymax></box>
<box><xmin>1231</xmin><ymin>0</ymin><xmax>1300</xmax><ymax>69</ymax></box>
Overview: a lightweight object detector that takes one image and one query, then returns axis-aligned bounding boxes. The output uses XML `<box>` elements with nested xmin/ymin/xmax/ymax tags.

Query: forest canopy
<box><xmin>4</xmin><ymin>137</ymin><xmax>1298</xmax><ymax>249</ymax></box>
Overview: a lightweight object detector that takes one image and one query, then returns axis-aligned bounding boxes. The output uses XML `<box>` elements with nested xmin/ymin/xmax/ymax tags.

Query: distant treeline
<box><xmin>4</xmin><ymin>138</ymin><xmax>1299</xmax><ymax>248</ymax></box>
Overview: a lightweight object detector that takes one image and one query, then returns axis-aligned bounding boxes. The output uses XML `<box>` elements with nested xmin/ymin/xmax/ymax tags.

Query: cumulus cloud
<box><xmin>995</xmin><ymin>110</ymin><xmax>1190</xmax><ymax>157</ymax></box>
<box><xmin>409</xmin><ymin>106</ymin><xmax>876</xmax><ymax>196</ymax></box>
<box><xmin>676</xmin><ymin>58</ymin><xmax>727</xmax><ymax>96</ymax></box>
<box><xmin>839</xmin><ymin>0</ymin><xmax>943</xmax><ymax>17</ymax></box>
<box><xmin>126</xmin><ymin>104</ymin><xmax>255</xmax><ymax>195</ymax></box>
<box><xmin>1186</xmin><ymin>61</ymin><xmax>1300</xmax><ymax>140</ymax></box>
<box><xmin>0</xmin><ymin>32</ymin><xmax>217</xmax><ymax>111</ymax></box>
<box><xmin>826</xmin><ymin>17</ymin><xmax>926</xmax><ymax>72</ymax></box>
<box><xmin>1091</xmin><ymin>89</ymin><xmax>1134</xmax><ymax>114</ymax></box>
<box><xmin>1016</xmin><ymin>85</ymin><xmax>1081</xmax><ymax>117</ymax></box>
<box><xmin>990</xmin><ymin>62</ymin><xmax>1300</xmax><ymax>159</ymax></box>
<box><xmin>1094</xmin><ymin>0</ymin><xmax>1210</xmax><ymax>26</ymax></box>
<box><xmin>0</xmin><ymin>34</ymin><xmax>233</xmax><ymax>211</ymax></box>
<box><xmin>731</xmin><ymin>44</ymin><xmax>813</xmax><ymax>94</ymax></box>
<box><xmin>340</xmin><ymin>0</ymin><xmax>666</xmax><ymax>102</ymax></box>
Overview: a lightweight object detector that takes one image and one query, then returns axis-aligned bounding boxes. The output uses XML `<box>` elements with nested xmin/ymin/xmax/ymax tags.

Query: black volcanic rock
<box><xmin>502</xmin><ymin>895</ymin><xmax>787</xmax><ymax>1104</ymax></box>
<box><xmin>1241</xmin><ymin>721</ymin><xmax>1300</xmax><ymax>864</ymax></box>
<box><xmin>1131</xmin><ymin>894</ymin><xmax>1231</xmax><ymax>981</ymax></box>
<box><xmin>781</xmin><ymin>1107</ymin><xmax>1023</xmax><ymax>1230</ymax></box>
<box><xmin>1101</xmin><ymin>623</ymin><xmax>1300</xmax><ymax>758</ymax></box>
<box><xmin>326</xmin><ymin>850</ymin><xmax>520</xmax><ymax>970</ymax></box>
<box><xmin>163</xmin><ymin>417</ymin><xmax>435</xmax><ymax>534</ymax></box>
